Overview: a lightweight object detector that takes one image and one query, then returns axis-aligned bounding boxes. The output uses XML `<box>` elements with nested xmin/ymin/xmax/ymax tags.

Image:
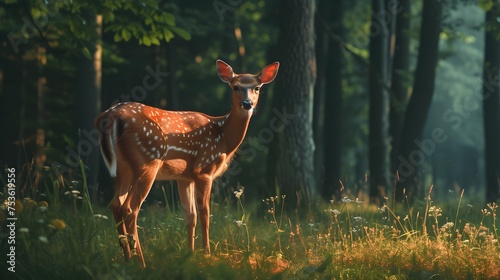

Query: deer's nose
<box><xmin>241</xmin><ymin>100</ymin><xmax>253</xmax><ymax>110</ymax></box>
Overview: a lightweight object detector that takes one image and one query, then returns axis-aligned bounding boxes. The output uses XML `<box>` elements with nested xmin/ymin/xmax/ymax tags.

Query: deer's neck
<box><xmin>221</xmin><ymin>106</ymin><xmax>252</xmax><ymax>154</ymax></box>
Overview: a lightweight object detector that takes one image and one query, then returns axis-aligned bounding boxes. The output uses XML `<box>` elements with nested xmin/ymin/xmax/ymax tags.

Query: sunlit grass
<box><xmin>1</xmin><ymin>167</ymin><xmax>500</xmax><ymax>279</ymax></box>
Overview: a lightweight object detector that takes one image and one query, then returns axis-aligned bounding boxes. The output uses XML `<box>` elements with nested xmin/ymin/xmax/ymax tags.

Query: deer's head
<box><xmin>216</xmin><ymin>59</ymin><xmax>279</xmax><ymax>116</ymax></box>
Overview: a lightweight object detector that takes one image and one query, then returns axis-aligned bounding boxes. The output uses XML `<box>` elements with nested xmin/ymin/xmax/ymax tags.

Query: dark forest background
<box><xmin>1</xmin><ymin>0</ymin><xmax>499</xmax><ymax>206</ymax></box>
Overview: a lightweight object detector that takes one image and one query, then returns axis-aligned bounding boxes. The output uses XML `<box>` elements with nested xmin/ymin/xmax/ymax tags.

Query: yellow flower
<box><xmin>50</xmin><ymin>219</ymin><xmax>67</xmax><ymax>230</ymax></box>
<box><xmin>25</xmin><ymin>199</ymin><xmax>37</xmax><ymax>209</ymax></box>
<box><xmin>38</xmin><ymin>201</ymin><xmax>49</xmax><ymax>208</ymax></box>
<box><xmin>15</xmin><ymin>200</ymin><xmax>24</xmax><ymax>213</ymax></box>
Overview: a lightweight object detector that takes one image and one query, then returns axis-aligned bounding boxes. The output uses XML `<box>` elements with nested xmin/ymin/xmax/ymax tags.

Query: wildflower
<box><xmin>326</xmin><ymin>209</ymin><xmax>341</xmax><ymax>216</ymax></box>
<box><xmin>235</xmin><ymin>220</ymin><xmax>246</xmax><ymax>227</ymax></box>
<box><xmin>19</xmin><ymin>227</ymin><xmax>29</xmax><ymax>233</ymax></box>
<box><xmin>38</xmin><ymin>201</ymin><xmax>48</xmax><ymax>208</ymax></box>
<box><xmin>39</xmin><ymin>236</ymin><xmax>48</xmax><ymax>243</ymax></box>
<box><xmin>341</xmin><ymin>197</ymin><xmax>352</xmax><ymax>203</ymax></box>
<box><xmin>487</xmin><ymin>202</ymin><xmax>498</xmax><ymax>210</ymax></box>
<box><xmin>234</xmin><ymin>188</ymin><xmax>244</xmax><ymax>199</ymax></box>
<box><xmin>15</xmin><ymin>199</ymin><xmax>24</xmax><ymax>213</ymax></box>
<box><xmin>50</xmin><ymin>219</ymin><xmax>67</xmax><ymax>230</ymax></box>
<box><xmin>353</xmin><ymin>216</ymin><xmax>363</xmax><ymax>222</ymax></box>
<box><xmin>441</xmin><ymin>222</ymin><xmax>454</xmax><ymax>230</ymax></box>
<box><xmin>94</xmin><ymin>214</ymin><xmax>108</xmax><ymax>220</ymax></box>
<box><xmin>428</xmin><ymin>206</ymin><xmax>442</xmax><ymax>217</ymax></box>
<box><xmin>25</xmin><ymin>198</ymin><xmax>37</xmax><ymax>209</ymax></box>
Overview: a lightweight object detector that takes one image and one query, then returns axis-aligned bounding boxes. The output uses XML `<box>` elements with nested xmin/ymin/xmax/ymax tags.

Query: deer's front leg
<box><xmin>195</xmin><ymin>177</ymin><xmax>213</xmax><ymax>254</ymax></box>
<box><xmin>178</xmin><ymin>180</ymin><xmax>197</xmax><ymax>251</ymax></box>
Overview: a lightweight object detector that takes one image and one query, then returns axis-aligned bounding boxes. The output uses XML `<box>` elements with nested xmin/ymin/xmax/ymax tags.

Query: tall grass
<box><xmin>1</xmin><ymin>165</ymin><xmax>500</xmax><ymax>279</ymax></box>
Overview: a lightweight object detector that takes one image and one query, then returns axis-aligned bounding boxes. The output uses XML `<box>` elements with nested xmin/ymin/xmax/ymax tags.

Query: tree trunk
<box><xmin>267</xmin><ymin>0</ymin><xmax>317</xmax><ymax>208</ymax></box>
<box><xmin>313</xmin><ymin>0</ymin><xmax>329</xmax><ymax>197</ymax></box>
<box><xmin>396</xmin><ymin>0</ymin><xmax>442</xmax><ymax>201</ymax></box>
<box><xmin>74</xmin><ymin>12</ymin><xmax>101</xmax><ymax>193</ymax></box>
<box><xmin>483</xmin><ymin>4</ymin><xmax>500</xmax><ymax>203</ymax></box>
<box><xmin>368</xmin><ymin>0</ymin><xmax>389</xmax><ymax>204</ymax></box>
<box><xmin>323</xmin><ymin>0</ymin><xmax>344</xmax><ymax>201</ymax></box>
<box><xmin>389</xmin><ymin>0</ymin><xmax>410</xmax><ymax>179</ymax></box>
<box><xmin>34</xmin><ymin>46</ymin><xmax>47</xmax><ymax>188</ymax></box>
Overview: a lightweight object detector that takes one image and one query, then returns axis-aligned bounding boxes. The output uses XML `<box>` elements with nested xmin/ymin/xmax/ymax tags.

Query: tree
<box><xmin>389</xmin><ymin>0</ymin><xmax>410</xmax><ymax>174</ymax></box>
<box><xmin>482</xmin><ymin>2</ymin><xmax>500</xmax><ymax>202</ymax></box>
<box><xmin>74</xmin><ymin>12</ymin><xmax>102</xmax><ymax>196</ymax></box>
<box><xmin>368</xmin><ymin>0</ymin><xmax>389</xmax><ymax>203</ymax></box>
<box><xmin>267</xmin><ymin>0</ymin><xmax>316</xmax><ymax>207</ymax></box>
<box><xmin>322</xmin><ymin>0</ymin><xmax>345</xmax><ymax>201</ymax></box>
<box><xmin>396</xmin><ymin>0</ymin><xmax>443</xmax><ymax>200</ymax></box>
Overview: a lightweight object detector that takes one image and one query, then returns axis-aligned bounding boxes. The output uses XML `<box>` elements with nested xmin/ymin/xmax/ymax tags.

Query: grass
<box><xmin>1</xmin><ymin>168</ymin><xmax>500</xmax><ymax>279</ymax></box>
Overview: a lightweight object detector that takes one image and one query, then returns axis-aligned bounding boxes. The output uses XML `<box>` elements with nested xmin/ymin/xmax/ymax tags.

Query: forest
<box><xmin>1</xmin><ymin>0</ymin><xmax>499</xmax><ymax>206</ymax></box>
<box><xmin>0</xmin><ymin>0</ymin><xmax>500</xmax><ymax>208</ymax></box>
<box><xmin>2</xmin><ymin>0</ymin><xmax>500</xmax><ymax>278</ymax></box>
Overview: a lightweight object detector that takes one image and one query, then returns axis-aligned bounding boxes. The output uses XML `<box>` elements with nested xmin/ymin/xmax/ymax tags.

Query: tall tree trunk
<box><xmin>483</xmin><ymin>4</ymin><xmax>500</xmax><ymax>203</ymax></box>
<box><xmin>34</xmin><ymin>46</ymin><xmax>47</xmax><ymax>188</ymax></box>
<box><xmin>74</xmin><ymin>12</ymin><xmax>101</xmax><ymax>193</ymax></box>
<box><xmin>368</xmin><ymin>0</ymin><xmax>389</xmax><ymax>204</ymax></box>
<box><xmin>92</xmin><ymin>14</ymin><xmax>103</xmax><ymax>202</ymax></box>
<box><xmin>323</xmin><ymin>0</ymin><xmax>344</xmax><ymax>201</ymax></box>
<box><xmin>268</xmin><ymin>0</ymin><xmax>317</xmax><ymax>208</ymax></box>
<box><xmin>389</xmin><ymin>0</ymin><xmax>410</xmax><ymax>178</ymax></box>
<box><xmin>396</xmin><ymin>0</ymin><xmax>442</xmax><ymax>201</ymax></box>
<box><xmin>385</xmin><ymin>0</ymin><xmax>396</xmax><ymax>83</ymax></box>
<box><xmin>313</xmin><ymin>0</ymin><xmax>329</xmax><ymax>196</ymax></box>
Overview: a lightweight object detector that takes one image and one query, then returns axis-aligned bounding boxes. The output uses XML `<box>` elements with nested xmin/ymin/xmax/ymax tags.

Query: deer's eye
<box><xmin>233</xmin><ymin>86</ymin><xmax>240</xmax><ymax>91</ymax></box>
<box><xmin>255</xmin><ymin>87</ymin><xmax>261</xmax><ymax>92</ymax></box>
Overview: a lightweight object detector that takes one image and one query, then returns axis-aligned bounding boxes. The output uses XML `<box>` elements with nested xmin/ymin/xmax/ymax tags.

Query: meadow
<box><xmin>1</xmin><ymin>167</ymin><xmax>500</xmax><ymax>280</ymax></box>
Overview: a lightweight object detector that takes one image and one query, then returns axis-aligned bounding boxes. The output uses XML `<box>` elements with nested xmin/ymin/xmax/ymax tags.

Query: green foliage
<box><xmin>1</xmin><ymin>0</ymin><xmax>190</xmax><ymax>57</ymax></box>
<box><xmin>478</xmin><ymin>0</ymin><xmax>495</xmax><ymax>11</ymax></box>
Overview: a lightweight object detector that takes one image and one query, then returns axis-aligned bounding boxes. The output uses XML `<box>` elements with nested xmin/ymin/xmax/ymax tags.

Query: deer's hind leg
<box><xmin>119</xmin><ymin>162</ymin><xmax>160</xmax><ymax>268</ymax></box>
<box><xmin>110</xmin><ymin>161</ymin><xmax>133</xmax><ymax>261</ymax></box>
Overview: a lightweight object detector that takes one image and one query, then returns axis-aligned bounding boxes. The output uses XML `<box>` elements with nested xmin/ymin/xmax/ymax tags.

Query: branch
<box><xmin>22</xmin><ymin>0</ymin><xmax>51</xmax><ymax>51</ymax></box>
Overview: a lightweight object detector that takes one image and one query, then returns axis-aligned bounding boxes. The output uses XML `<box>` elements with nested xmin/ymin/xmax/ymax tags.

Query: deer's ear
<box><xmin>258</xmin><ymin>62</ymin><xmax>280</xmax><ymax>84</ymax></box>
<box><xmin>216</xmin><ymin>60</ymin><xmax>234</xmax><ymax>83</ymax></box>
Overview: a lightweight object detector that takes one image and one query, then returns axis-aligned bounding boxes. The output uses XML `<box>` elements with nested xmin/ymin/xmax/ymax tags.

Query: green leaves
<box><xmin>106</xmin><ymin>3</ymin><xmax>190</xmax><ymax>45</ymax></box>
<box><xmin>4</xmin><ymin>0</ymin><xmax>191</xmax><ymax>52</ymax></box>
<box><xmin>171</xmin><ymin>26</ymin><xmax>191</xmax><ymax>40</ymax></box>
<box><xmin>121</xmin><ymin>28</ymin><xmax>131</xmax><ymax>41</ymax></box>
<box><xmin>478</xmin><ymin>0</ymin><xmax>494</xmax><ymax>11</ymax></box>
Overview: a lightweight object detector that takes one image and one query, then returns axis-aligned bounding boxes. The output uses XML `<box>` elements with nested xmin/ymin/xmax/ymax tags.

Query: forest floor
<box><xmin>2</xmin><ymin>177</ymin><xmax>500</xmax><ymax>280</ymax></box>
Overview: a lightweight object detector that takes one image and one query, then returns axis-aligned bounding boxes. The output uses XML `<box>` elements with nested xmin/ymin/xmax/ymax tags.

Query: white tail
<box><xmin>95</xmin><ymin>59</ymin><xmax>279</xmax><ymax>268</ymax></box>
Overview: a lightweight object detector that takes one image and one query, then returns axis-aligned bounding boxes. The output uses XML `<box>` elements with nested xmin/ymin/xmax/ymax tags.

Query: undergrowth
<box><xmin>0</xmin><ymin>164</ymin><xmax>499</xmax><ymax>279</ymax></box>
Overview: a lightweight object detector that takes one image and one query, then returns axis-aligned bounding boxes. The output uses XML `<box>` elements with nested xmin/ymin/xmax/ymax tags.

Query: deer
<box><xmin>95</xmin><ymin>59</ymin><xmax>279</xmax><ymax>268</ymax></box>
